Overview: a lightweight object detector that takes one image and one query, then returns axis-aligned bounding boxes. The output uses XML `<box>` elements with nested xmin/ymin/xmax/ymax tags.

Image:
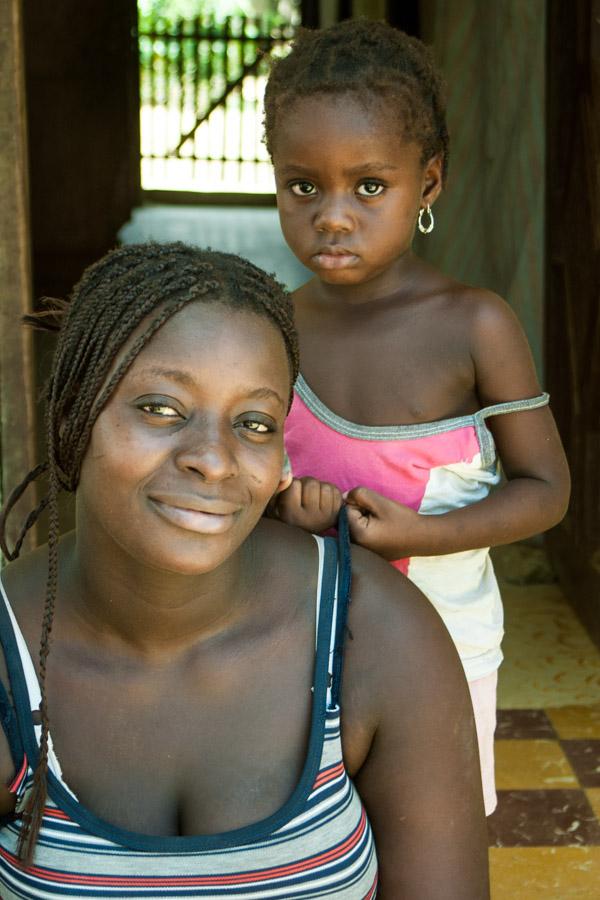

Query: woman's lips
<box><xmin>312</xmin><ymin>250</ymin><xmax>359</xmax><ymax>270</ymax></box>
<box><xmin>149</xmin><ymin>498</ymin><xmax>239</xmax><ymax>535</ymax></box>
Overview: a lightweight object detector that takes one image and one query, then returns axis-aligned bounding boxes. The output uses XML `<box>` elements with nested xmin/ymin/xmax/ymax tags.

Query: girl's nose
<box><xmin>174</xmin><ymin>426</ymin><xmax>238</xmax><ymax>482</ymax></box>
<box><xmin>314</xmin><ymin>196</ymin><xmax>354</xmax><ymax>234</ymax></box>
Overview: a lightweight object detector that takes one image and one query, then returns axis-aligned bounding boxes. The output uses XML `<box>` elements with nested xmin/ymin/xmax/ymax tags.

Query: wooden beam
<box><xmin>0</xmin><ymin>0</ymin><xmax>37</xmax><ymax>557</ymax></box>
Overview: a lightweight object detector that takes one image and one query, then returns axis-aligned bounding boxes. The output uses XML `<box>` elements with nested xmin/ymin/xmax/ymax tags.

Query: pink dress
<box><xmin>285</xmin><ymin>374</ymin><xmax>549</xmax><ymax>683</ymax></box>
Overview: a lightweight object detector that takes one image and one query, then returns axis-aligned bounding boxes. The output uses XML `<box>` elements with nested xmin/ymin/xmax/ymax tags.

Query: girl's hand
<box><xmin>345</xmin><ymin>487</ymin><xmax>420</xmax><ymax>559</ymax></box>
<box><xmin>270</xmin><ymin>477</ymin><xmax>343</xmax><ymax>533</ymax></box>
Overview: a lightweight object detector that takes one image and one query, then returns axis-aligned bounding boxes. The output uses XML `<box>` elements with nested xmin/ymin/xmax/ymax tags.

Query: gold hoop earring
<box><xmin>418</xmin><ymin>204</ymin><xmax>434</xmax><ymax>234</ymax></box>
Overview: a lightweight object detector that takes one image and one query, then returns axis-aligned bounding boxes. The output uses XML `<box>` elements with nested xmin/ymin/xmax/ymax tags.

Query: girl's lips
<box><xmin>149</xmin><ymin>499</ymin><xmax>238</xmax><ymax>535</ymax></box>
<box><xmin>312</xmin><ymin>251</ymin><xmax>359</xmax><ymax>270</ymax></box>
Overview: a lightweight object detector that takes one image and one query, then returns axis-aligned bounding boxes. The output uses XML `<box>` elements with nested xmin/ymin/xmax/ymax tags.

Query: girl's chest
<box><xmin>296</xmin><ymin>314</ymin><xmax>477</xmax><ymax>426</ymax></box>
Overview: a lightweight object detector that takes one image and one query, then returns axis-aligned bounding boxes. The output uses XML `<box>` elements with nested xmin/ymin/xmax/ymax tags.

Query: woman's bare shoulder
<box><xmin>349</xmin><ymin>545</ymin><xmax>454</xmax><ymax>647</ymax></box>
<box><xmin>344</xmin><ymin>545</ymin><xmax>467</xmax><ymax>715</ymax></box>
<box><xmin>2</xmin><ymin>540</ymin><xmax>53</xmax><ymax>612</ymax></box>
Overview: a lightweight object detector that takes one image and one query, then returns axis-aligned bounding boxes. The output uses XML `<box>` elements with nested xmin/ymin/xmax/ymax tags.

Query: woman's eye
<box><xmin>356</xmin><ymin>181</ymin><xmax>385</xmax><ymax>197</ymax></box>
<box><xmin>139</xmin><ymin>403</ymin><xmax>181</xmax><ymax>419</ymax></box>
<box><xmin>290</xmin><ymin>181</ymin><xmax>317</xmax><ymax>196</ymax></box>
<box><xmin>242</xmin><ymin>420</ymin><xmax>271</xmax><ymax>433</ymax></box>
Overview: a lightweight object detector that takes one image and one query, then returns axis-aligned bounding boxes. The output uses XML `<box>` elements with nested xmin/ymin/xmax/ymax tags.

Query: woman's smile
<box><xmin>148</xmin><ymin>494</ymin><xmax>241</xmax><ymax>535</ymax></box>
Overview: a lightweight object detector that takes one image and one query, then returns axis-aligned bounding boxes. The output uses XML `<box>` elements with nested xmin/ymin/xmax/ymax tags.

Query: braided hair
<box><xmin>264</xmin><ymin>18</ymin><xmax>450</xmax><ymax>182</ymax></box>
<box><xmin>0</xmin><ymin>242</ymin><xmax>299</xmax><ymax>865</ymax></box>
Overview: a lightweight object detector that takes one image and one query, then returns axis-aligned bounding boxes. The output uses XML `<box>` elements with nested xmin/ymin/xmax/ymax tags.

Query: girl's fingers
<box><xmin>299</xmin><ymin>477</ymin><xmax>321</xmax><ymax>510</ymax></box>
<box><xmin>285</xmin><ymin>479</ymin><xmax>304</xmax><ymax>507</ymax></box>
<box><xmin>346</xmin><ymin>503</ymin><xmax>375</xmax><ymax>541</ymax></box>
<box><xmin>345</xmin><ymin>486</ymin><xmax>381</xmax><ymax>514</ymax></box>
<box><xmin>320</xmin><ymin>482</ymin><xmax>342</xmax><ymax>514</ymax></box>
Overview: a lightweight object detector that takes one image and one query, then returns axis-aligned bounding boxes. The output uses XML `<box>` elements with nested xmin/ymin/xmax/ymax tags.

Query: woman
<box><xmin>0</xmin><ymin>243</ymin><xmax>489</xmax><ymax>898</ymax></box>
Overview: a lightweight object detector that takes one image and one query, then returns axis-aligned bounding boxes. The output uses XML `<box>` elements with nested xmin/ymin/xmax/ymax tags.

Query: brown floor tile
<box><xmin>488</xmin><ymin>790</ymin><xmax>600</xmax><ymax>847</ymax></box>
<box><xmin>561</xmin><ymin>740</ymin><xmax>600</xmax><ymax>788</ymax></box>
<box><xmin>547</xmin><ymin>704</ymin><xmax>600</xmax><ymax>739</ymax></box>
<box><xmin>489</xmin><ymin>846</ymin><xmax>600</xmax><ymax>899</ymax></box>
<box><xmin>495</xmin><ymin>739</ymin><xmax>578</xmax><ymax>790</ymax></box>
<box><xmin>496</xmin><ymin>709</ymin><xmax>556</xmax><ymax>740</ymax></box>
<box><xmin>586</xmin><ymin>788</ymin><xmax>600</xmax><ymax>820</ymax></box>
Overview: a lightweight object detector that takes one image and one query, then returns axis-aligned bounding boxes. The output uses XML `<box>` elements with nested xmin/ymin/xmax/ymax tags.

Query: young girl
<box><xmin>0</xmin><ymin>243</ymin><xmax>489</xmax><ymax>897</ymax></box>
<box><xmin>265</xmin><ymin>20</ymin><xmax>571</xmax><ymax>816</ymax></box>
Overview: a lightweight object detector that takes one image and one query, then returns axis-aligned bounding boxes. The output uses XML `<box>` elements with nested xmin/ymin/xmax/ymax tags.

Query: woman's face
<box><xmin>77</xmin><ymin>302</ymin><xmax>292</xmax><ymax>575</ymax></box>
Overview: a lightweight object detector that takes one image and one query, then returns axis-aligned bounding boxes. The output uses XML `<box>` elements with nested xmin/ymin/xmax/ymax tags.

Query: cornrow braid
<box><xmin>264</xmin><ymin>18</ymin><xmax>450</xmax><ymax>182</ymax></box>
<box><xmin>0</xmin><ymin>242</ymin><xmax>298</xmax><ymax>865</ymax></box>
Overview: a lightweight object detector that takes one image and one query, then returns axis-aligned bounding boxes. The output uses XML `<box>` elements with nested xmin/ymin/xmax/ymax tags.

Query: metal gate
<box><xmin>138</xmin><ymin>6</ymin><xmax>299</xmax><ymax>195</ymax></box>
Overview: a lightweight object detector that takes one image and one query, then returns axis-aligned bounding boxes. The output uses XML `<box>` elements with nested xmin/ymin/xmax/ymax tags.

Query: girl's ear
<box><xmin>421</xmin><ymin>154</ymin><xmax>443</xmax><ymax>206</ymax></box>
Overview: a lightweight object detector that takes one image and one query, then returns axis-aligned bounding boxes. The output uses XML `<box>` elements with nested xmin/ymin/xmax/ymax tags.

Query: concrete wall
<box><xmin>418</xmin><ymin>0</ymin><xmax>546</xmax><ymax>377</ymax></box>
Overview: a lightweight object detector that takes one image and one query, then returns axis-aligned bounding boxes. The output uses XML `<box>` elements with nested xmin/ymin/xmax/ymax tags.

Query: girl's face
<box><xmin>273</xmin><ymin>94</ymin><xmax>442</xmax><ymax>294</ymax></box>
<box><xmin>77</xmin><ymin>302</ymin><xmax>292</xmax><ymax>575</ymax></box>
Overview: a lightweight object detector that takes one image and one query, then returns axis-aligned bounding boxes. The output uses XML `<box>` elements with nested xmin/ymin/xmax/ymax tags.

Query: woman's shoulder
<box><xmin>256</xmin><ymin>519</ymin><xmax>456</xmax><ymax>661</ymax></box>
<box><xmin>343</xmin><ymin>544</ymin><xmax>467</xmax><ymax>722</ymax></box>
<box><xmin>1</xmin><ymin>539</ymin><xmax>53</xmax><ymax>621</ymax></box>
<box><xmin>348</xmin><ymin>544</ymin><xmax>457</xmax><ymax>660</ymax></box>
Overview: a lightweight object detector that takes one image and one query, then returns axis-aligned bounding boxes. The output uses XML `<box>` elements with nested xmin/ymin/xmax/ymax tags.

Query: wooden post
<box><xmin>0</xmin><ymin>0</ymin><xmax>37</xmax><ymax>556</ymax></box>
<box><xmin>545</xmin><ymin>0</ymin><xmax>600</xmax><ymax>646</ymax></box>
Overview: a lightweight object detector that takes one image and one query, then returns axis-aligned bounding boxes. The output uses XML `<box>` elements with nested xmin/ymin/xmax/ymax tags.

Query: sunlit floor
<box><xmin>490</xmin><ymin>545</ymin><xmax>600</xmax><ymax>898</ymax></box>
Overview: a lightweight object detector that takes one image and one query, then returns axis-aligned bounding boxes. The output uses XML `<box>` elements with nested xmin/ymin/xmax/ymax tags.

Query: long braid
<box><xmin>16</xmin><ymin>462</ymin><xmax>59</xmax><ymax>863</ymax></box>
<box><xmin>0</xmin><ymin>243</ymin><xmax>299</xmax><ymax>865</ymax></box>
<box><xmin>0</xmin><ymin>463</ymin><xmax>48</xmax><ymax>561</ymax></box>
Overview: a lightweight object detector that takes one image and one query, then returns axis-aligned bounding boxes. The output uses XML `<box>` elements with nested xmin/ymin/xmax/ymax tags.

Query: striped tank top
<box><xmin>0</xmin><ymin>532</ymin><xmax>378</xmax><ymax>899</ymax></box>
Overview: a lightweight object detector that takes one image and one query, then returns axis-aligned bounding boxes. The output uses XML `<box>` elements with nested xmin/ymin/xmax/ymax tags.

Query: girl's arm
<box><xmin>347</xmin><ymin>550</ymin><xmax>490</xmax><ymax>898</ymax></box>
<box><xmin>346</xmin><ymin>291</ymin><xmax>570</xmax><ymax>559</ymax></box>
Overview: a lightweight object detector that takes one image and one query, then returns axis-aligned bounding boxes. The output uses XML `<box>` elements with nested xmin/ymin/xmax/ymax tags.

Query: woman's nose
<box><xmin>314</xmin><ymin>195</ymin><xmax>354</xmax><ymax>234</ymax></box>
<box><xmin>174</xmin><ymin>424</ymin><xmax>238</xmax><ymax>482</ymax></box>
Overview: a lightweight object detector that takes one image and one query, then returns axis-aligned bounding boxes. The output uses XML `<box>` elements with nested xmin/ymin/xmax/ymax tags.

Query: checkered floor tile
<box><xmin>488</xmin><ymin>705</ymin><xmax>600</xmax><ymax>896</ymax></box>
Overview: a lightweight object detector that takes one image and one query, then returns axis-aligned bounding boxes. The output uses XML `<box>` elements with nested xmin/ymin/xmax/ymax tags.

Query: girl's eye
<box><xmin>290</xmin><ymin>181</ymin><xmax>317</xmax><ymax>196</ymax></box>
<box><xmin>356</xmin><ymin>181</ymin><xmax>385</xmax><ymax>197</ymax></box>
<box><xmin>138</xmin><ymin>402</ymin><xmax>181</xmax><ymax>419</ymax></box>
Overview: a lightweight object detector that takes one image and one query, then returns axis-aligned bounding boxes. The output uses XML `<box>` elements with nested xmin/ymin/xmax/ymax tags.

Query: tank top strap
<box><xmin>475</xmin><ymin>392</ymin><xmax>550</xmax><ymax>423</ymax></box>
<box><xmin>0</xmin><ymin>577</ymin><xmax>67</xmax><ymax>788</ymax></box>
<box><xmin>0</xmin><ymin>679</ymin><xmax>23</xmax><ymax>775</ymax></box>
<box><xmin>473</xmin><ymin>392</ymin><xmax>549</xmax><ymax>467</ymax></box>
<box><xmin>312</xmin><ymin>508</ymin><xmax>352</xmax><ymax>713</ymax></box>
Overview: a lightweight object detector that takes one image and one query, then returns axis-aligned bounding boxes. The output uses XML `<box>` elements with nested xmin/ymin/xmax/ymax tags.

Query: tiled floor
<box><xmin>489</xmin><ymin>547</ymin><xmax>600</xmax><ymax>898</ymax></box>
